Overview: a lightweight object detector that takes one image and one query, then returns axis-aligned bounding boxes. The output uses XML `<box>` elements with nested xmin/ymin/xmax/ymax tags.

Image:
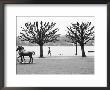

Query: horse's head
<box><xmin>16</xmin><ymin>46</ymin><xmax>23</xmax><ymax>51</ymax></box>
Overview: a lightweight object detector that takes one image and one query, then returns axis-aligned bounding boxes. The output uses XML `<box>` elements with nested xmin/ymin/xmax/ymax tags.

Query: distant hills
<box><xmin>16</xmin><ymin>35</ymin><xmax>94</xmax><ymax>46</ymax></box>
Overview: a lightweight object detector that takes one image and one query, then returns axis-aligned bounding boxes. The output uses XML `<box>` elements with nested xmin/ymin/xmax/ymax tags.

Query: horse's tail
<box><xmin>32</xmin><ymin>51</ymin><xmax>35</xmax><ymax>55</ymax></box>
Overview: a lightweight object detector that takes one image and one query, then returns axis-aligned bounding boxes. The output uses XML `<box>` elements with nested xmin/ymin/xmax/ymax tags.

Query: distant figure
<box><xmin>48</xmin><ymin>47</ymin><xmax>51</xmax><ymax>56</ymax></box>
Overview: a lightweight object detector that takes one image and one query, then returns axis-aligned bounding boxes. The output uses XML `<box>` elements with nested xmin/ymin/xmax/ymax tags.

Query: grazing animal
<box><xmin>16</xmin><ymin>46</ymin><xmax>35</xmax><ymax>63</ymax></box>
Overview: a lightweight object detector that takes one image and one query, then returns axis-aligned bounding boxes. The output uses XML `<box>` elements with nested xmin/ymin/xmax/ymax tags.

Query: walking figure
<box><xmin>48</xmin><ymin>47</ymin><xmax>51</xmax><ymax>56</ymax></box>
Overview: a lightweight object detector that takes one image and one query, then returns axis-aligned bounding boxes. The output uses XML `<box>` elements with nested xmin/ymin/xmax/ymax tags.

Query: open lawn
<box><xmin>16</xmin><ymin>56</ymin><xmax>94</xmax><ymax>74</ymax></box>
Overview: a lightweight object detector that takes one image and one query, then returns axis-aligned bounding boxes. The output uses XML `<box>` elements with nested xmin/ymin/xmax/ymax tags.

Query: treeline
<box><xmin>16</xmin><ymin>35</ymin><xmax>94</xmax><ymax>46</ymax></box>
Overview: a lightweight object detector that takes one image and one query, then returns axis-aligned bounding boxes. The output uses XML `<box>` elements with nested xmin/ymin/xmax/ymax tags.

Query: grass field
<box><xmin>16</xmin><ymin>56</ymin><xmax>94</xmax><ymax>74</ymax></box>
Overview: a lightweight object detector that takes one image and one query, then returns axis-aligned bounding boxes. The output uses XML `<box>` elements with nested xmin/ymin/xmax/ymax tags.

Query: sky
<box><xmin>17</xmin><ymin>16</ymin><xmax>95</xmax><ymax>36</ymax></box>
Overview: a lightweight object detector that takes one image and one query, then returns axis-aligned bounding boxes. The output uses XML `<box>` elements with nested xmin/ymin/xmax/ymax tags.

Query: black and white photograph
<box><xmin>16</xmin><ymin>16</ymin><xmax>95</xmax><ymax>74</ymax></box>
<box><xmin>5</xmin><ymin>4</ymin><xmax>107</xmax><ymax>87</ymax></box>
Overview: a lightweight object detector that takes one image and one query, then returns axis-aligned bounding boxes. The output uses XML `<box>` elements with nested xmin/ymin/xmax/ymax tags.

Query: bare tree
<box><xmin>19</xmin><ymin>21</ymin><xmax>60</xmax><ymax>58</ymax></box>
<box><xmin>66</xmin><ymin>22</ymin><xmax>94</xmax><ymax>57</ymax></box>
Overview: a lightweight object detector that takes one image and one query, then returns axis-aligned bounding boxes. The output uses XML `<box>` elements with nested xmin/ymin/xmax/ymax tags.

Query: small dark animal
<box><xmin>16</xmin><ymin>46</ymin><xmax>35</xmax><ymax>63</ymax></box>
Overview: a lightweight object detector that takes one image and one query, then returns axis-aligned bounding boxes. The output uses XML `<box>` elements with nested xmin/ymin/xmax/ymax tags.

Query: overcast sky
<box><xmin>17</xmin><ymin>16</ymin><xmax>95</xmax><ymax>36</ymax></box>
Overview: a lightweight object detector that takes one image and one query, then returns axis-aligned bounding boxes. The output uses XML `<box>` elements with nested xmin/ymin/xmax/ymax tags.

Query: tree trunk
<box><xmin>81</xmin><ymin>44</ymin><xmax>86</xmax><ymax>57</ymax></box>
<box><xmin>40</xmin><ymin>45</ymin><xmax>43</xmax><ymax>57</ymax></box>
<box><xmin>75</xmin><ymin>42</ymin><xmax>77</xmax><ymax>55</ymax></box>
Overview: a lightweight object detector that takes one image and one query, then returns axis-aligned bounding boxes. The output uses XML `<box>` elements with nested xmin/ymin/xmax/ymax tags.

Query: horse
<box><xmin>16</xmin><ymin>46</ymin><xmax>35</xmax><ymax>63</ymax></box>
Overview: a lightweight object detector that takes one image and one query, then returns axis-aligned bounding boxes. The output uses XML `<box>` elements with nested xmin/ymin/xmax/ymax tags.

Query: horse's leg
<box><xmin>20</xmin><ymin>56</ymin><xmax>23</xmax><ymax>63</ymax></box>
<box><xmin>28</xmin><ymin>53</ymin><xmax>32</xmax><ymax>63</ymax></box>
<box><xmin>28</xmin><ymin>56</ymin><xmax>31</xmax><ymax>63</ymax></box>
<box><xmin>29</xmin><ymin>55</ymin><xmax>33</xmax><ymax>64</ymax></box>
<box><xmin>31</xmin><ymin>57</ymin><xmax>33</xmax><ymax>63</ymax></box>
<box><xmin>23</xmin><ymin>56</ymin><xmax>26</xmax><ymax>63</ymax></box>
<box><xmin>21</xmin><ymin>56</ymin><xmax>24</xmax><ymax>63</ymax></box>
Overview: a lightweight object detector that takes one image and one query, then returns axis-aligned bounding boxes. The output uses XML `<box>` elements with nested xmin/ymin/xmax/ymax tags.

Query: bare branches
<box><xmin>66</xmin><ymin>22</ymin><xmax>95</xmax><ymax>45</ymax></box>
<box><xmin>19</xmin><ymin>21</ymin><xmax>60</xmax><ymax>46</ymax></box>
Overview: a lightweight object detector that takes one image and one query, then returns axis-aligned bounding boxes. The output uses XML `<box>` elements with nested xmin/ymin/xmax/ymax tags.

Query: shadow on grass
<box><xmin>38</xmin><ymin>56</ymin><xmax>46</xmax><ymax>58</ymax></box>
<box><xmin>17</xmin><ymin>62</ymin><xmax>36</xmax><ymax>65</ymax></box>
